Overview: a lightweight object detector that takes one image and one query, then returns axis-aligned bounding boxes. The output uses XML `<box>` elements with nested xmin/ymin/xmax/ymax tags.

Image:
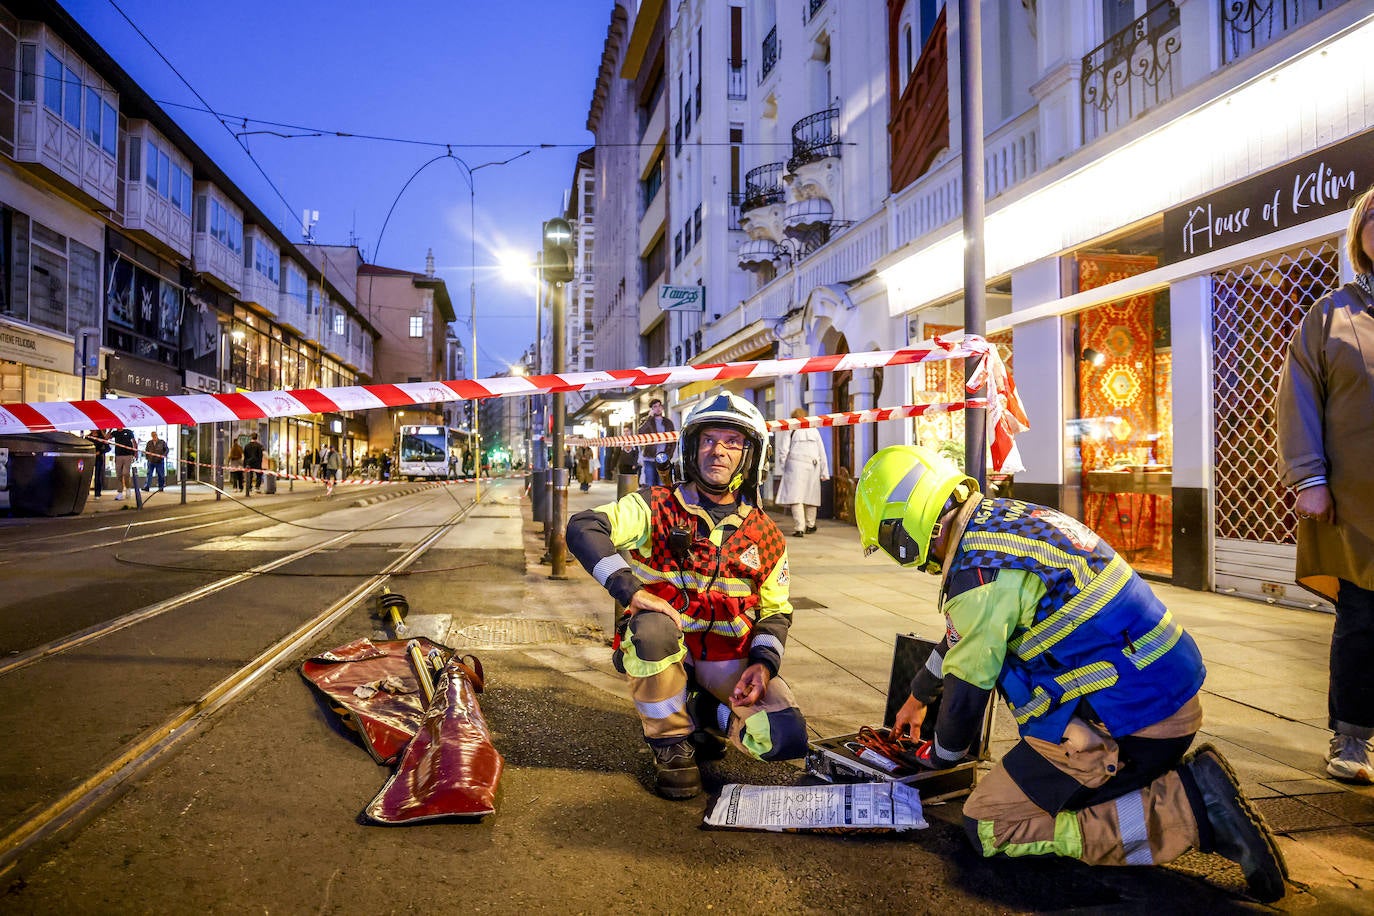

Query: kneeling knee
<box><xmin>628</xmin><ymin>612</ymin><xmax>681</xmax><ymax>660</ymax></box>
<box><xmin>750</xmin><ymin>707</ymin><xmax>809</xmax><ymax>761</ymax></box>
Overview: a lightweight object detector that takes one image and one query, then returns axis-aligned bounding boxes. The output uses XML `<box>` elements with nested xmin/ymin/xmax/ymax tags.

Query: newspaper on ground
<box><xmin>703</xmin><ymin>781</ymin><xmax>928</xmax><ymax>833</ymax></box>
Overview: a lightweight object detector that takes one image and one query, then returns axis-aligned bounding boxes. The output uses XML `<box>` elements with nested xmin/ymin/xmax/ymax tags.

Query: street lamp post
<box><xmin>452</xmin><ymin>150</ymin><xmax>531</xmax><ymax>501</ymax></box>
<box><xmin>372</xmin><ymin>148</ymin><xmax>532</xmax><ymax>503</ymax></box>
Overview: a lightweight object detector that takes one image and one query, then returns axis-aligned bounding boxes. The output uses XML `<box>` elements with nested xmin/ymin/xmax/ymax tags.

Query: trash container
<box><xmin>0</xmin><ymin>432</ymin><xmax>96</xmax><ymax>516</ymax></box>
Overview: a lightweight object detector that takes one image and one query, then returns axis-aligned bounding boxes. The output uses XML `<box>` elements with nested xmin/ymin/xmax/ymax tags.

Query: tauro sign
<box><xmin>658</xmin><ymin>285</ymin><xmax>705</xmax><ymax>312</ymax></box>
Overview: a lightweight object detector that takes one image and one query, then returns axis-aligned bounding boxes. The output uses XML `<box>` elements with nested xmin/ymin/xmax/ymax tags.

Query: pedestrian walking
<box><xmin>636</xmin><ymin>397</ymin><xmax>676</xmax><ymax>486</ymax></box>
<box><xmin>1276</xmin><ymin>181</ymin><xmax>1374</xmax><ymax>785</ymax></box>
<box><xmin>774</xmin><ymin>407</ymin><xmax>829</xmax><ymax>537</ymax></box>
<box><xmin>242</xmin><ymin>432</ymin><xmax>264</xmax><ymax>496</ymax></box>
<box><xmin>855</xmin><ymin>446</ymin><xmax>1287</xmax><ymax>902</ymax></box>
<box><xmin>575</xmin><ymin>445</ymin><xmax>594</xmax><ymax>492</ymax></box>
<box><xmin>85</xmin><ymin>429</ymin><xmax>108</xmax><ymax>500</ymax></box>
<box><xmin>110</xmin><ymin>426</ymin><xmax>137</xmax><ymax>501</ymax></box>
<box><xmin>142</xmin><ymin>430</ymin><xmax>168</xmax><ymax>492</ymax></box>
<box><xmin>227</xmin><ymin>441</ymin><xmax>245</xmax><ymax>492</ymax></box>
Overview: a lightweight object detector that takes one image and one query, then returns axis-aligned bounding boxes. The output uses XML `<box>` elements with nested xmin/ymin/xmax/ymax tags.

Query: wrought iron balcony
<box><xmin>760</xmin><ymin>26</ymin><xmax>779</xmax><ymax>83</ymax></box>
<box><xmin>728</xmin><ymin>59</ymin><xmax>747</xmax><ymax>100</ymax></box>
<box><xmin>741</xmin><ymin>162</ymin><xmax>785</xmax><ymax>213</ymax></box>
<box><xmin>1221</xmin><ymin>0</ymin><xmax>1343</xmax><ymax>65</ymax></box>
<box><xmin>788</xmin><ymin>107</ymin><xmax>841</xmax><ymax>172</ymax></box>
<box><xmin>727</xmin><ymin>192</ymin><xmax>744</xmax><ymax>230</ymax></box>
<box><xmin>776</xmin><ymin>220</ymin><xmax>853</xmax><ymax>263</ymax></box>
<box><xmin>1081</xmin><ymin>1</ymin><xmax>1181</xmax><ymax>144</ymax></box>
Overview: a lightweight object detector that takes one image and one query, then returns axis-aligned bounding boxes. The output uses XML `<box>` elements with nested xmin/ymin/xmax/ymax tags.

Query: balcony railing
<box><xmin>1221</xmin><ymin>0</ymin><xmax>1344</xmax><ymax>65</ymax></box>
<box><xmin>728</xmin><ymin>59</ymin><xmax>747</xmax><ymax>100</ymax></box>
<box><xmin>741</xmin><ymin>162</ymin><xmax>785</xmax><ymax>212</ymax></box>
<box><xmin>1081</xmin><ymin>1</ymin><xmax>1181</xmax><ymax>144</ymax></box>
<box><xmin>788</xmin><ymin>107</ymin><xmax>841</xmax><ymax>172</ymax></box>
<box><xmin>760</xmin><ymin>26</ymin><xmax>779</xmax><ymax>83</ymax></box>
<box><xmin>805</xmin><ymin>0</ymin><xmax>827</xmax><ymax>23</ymax></box>
<box><xmin>728</xmin><ymin>192</ymin><xmax>744</xmax><ymax>230</ymax></box>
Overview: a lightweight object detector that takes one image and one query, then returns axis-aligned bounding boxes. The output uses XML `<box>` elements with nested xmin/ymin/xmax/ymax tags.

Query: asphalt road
<box><xmin>0</xmin><ymin>483</ymin><xmax>1284</xmax><ymax>913</ymax></box>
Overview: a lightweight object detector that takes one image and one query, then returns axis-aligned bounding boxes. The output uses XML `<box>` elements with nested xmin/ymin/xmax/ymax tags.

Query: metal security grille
<box><xmin>1211</xmin><ymin>241</ymin><xmax>1338</xmax><ymax>544</ymax></box>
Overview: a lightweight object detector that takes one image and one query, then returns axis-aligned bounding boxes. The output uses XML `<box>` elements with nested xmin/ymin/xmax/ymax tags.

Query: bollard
<box><xmin>617</xmin><ymin>471</ymin><xmax>637</xmax><ymax>499</ymax></box>
<box><xmin>531</xmin><ymin>469</ymin><xmax>549</xmax><ymax>532</ymax></box>
<box><xmin>549</xmin><ymin>467</ymin><xmax>568</xmax><ymax>580</ymax></box>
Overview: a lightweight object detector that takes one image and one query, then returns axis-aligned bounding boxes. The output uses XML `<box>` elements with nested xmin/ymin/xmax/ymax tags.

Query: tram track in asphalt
<box><xmin>0</xmin><ymin>497</ymin><xmax>445</xmax><ymax>679</ymax></box>
<box><xmin>0</xmin><ymin>482</ymin><xmax>495</xmax><ymax>877</ymax></box>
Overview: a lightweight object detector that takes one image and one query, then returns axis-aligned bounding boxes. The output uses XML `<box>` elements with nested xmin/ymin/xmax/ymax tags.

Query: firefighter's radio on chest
<box><xmin>804</xmin><ymin>633</ymin><xmax>992</xmax><ymax>803</ymax></box>
<box><xmin>668</xmin><ymin>526</ymin><xmax>693</xmax><ymax>563</ymax></box>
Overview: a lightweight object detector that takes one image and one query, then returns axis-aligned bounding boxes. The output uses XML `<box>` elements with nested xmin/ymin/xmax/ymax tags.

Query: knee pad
<box><xmin>749</xmin><ymin>707</ymin><xmax>809</xmax><ymax>761</ymax></box>
<box><xmin>628</xmin><ymin>612</ymin><xmax>681</xmax><ymax>661</ymax></box>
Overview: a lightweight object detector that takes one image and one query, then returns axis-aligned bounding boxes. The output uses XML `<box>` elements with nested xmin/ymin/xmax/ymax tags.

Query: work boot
<box><xmin>651</xmin><ymin>739</ymin><xmax>701</xmax><ymax>800</ymax></box>
<box><xmin>1325</xmin><ymin>733</ymin><xmax>1374</xmax><ymax>784</ymax></box>
<box><xmin>1184</xmin><ymin>744</ymin><xmax>1287</xmax><ymax>902</ymax></box>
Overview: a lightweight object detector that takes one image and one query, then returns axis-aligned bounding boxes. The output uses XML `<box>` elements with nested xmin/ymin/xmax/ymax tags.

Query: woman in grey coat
<box><xmin>1277</xmin><ymin>182</ymin><xmax>1374</xmax><ymax>785</ymax></box>
<box><xmin>774</xmin><ymin>408</ymin><xmax>830</xmax><ymax>537</ymax></box>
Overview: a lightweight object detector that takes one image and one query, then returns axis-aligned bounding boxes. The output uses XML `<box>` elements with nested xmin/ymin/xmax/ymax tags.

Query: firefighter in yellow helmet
<box><xmin>855</xmin><ymin>445</ymin><xmax>1287</xmax><ymax>902</ymax></box>
<box><xmin>566</xmin><ymin>391</ymin><xmax>808</xmax><ymax>799</ymax></box>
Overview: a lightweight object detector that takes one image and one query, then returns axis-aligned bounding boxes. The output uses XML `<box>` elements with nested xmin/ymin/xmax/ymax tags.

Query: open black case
<box><xmin>804</xmin><ymin>633</ymin><xmax>993</xmax><ymax>803</ymax></box>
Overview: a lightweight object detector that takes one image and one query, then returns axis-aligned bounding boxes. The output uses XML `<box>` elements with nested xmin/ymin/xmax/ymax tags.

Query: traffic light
<box><xmin>541</xmin><ymin>218</ymin><xmax>574</xmax><ymax>284</ymax></box>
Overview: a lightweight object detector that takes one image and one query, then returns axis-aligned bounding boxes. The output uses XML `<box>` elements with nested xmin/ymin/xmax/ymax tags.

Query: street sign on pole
<box><xmin>73</xmin><ymin>326</ymin><xmax>100</xmax><ymax>402</ymax></box>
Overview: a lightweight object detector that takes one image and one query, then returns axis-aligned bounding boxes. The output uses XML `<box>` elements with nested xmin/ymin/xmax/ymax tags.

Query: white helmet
<box><xmin>676</xmin><ymin>391</ymin><xmax>770</xmax><ymax>500</ymax></box>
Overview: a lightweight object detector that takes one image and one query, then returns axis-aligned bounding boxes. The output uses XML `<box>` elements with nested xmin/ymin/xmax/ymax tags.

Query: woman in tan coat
<box><xmin>1277</xmin><ymin>182</ymin><xmax>1374</xmax><ymax>785</ymax></box>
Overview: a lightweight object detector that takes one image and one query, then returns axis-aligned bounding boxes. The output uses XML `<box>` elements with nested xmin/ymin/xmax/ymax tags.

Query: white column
<box><xmin>1008</xmin><ymin>256</ymin><xmax>1067</xmax><ymax>486</ymax></box>
<box><xmin>1168</xmin><ymin>274</ymin><xmax>1212</xmax><ymax>491</ymax></box>
<box><xmin>850</xmin><ymin>368</ymin><xmax>877</xmax><ymax>472</ymax></box>
<box><xmin>1027</xmin><ymin>0</ymin><xmax>1097</xmax><ymax>166</ymax></box>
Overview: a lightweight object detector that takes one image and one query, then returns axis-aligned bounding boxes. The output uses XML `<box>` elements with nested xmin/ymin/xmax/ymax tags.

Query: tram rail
<box><xmin>0</xmin><ymin>485</ymin><xmax>489</xmax><ymax>876</ymax></box>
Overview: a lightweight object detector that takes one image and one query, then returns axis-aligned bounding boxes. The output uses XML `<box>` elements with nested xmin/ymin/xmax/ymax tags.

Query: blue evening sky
<box><xmin>61</xmin><ymin>0</ymin><xmax>613</xmax><ymax>378</ymax></box>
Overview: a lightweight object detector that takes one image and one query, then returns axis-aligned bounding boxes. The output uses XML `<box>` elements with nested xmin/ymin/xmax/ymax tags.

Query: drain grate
<box><xmin>448</xmin><ymin>618</ymin><xmax>582</xmax><ymax>649</ymax></box>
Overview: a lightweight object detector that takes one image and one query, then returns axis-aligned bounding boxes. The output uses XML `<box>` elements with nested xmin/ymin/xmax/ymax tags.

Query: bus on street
<box><xmin>396</xmin><ymin>425</ymin><xmax>469</xmax><ymax>480</ymax></box>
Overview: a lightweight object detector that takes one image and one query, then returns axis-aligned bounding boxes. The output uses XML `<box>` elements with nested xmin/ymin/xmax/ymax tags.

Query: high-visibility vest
<box><xmin>630</xmin><ymin>486</ymin><xmax>787</xmax><ymax>661</ymax></box>
<box><xmin>943</xmin><ymin>497</ymin><xmax>1205</xmax><ymax>742</ymax></box>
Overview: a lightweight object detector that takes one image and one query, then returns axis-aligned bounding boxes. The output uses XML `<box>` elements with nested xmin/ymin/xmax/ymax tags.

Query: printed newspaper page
<box><xmin>703</xmin><ymin>782</ymin><xmax>928</xmax><ymax>832</ymax></box>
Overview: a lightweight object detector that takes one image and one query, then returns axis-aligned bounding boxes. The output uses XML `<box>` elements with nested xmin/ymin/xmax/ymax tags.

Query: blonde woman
<box><xmin>1277</xmin><ymin>181</ymin><xmax>1374</xmax><ymax>784</ymax></box>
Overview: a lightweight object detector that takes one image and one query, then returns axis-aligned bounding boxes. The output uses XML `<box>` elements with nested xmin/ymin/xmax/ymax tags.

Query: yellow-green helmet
<box><xmin>855</xmin><ymin>445</ymin><xmax>979</xmax><ymax>571</ymax></box>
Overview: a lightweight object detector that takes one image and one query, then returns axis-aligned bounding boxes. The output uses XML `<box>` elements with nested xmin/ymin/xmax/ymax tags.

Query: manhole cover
<box><xmin>448</xmin><ymin>618</ymin><xmax>581</xmax><ymax>649</ymax></box>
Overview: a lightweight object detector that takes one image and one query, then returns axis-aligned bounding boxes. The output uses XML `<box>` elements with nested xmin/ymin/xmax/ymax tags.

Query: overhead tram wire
<box><xmin>150</xmin><ymin>99</ymin><xmax>828</xmax><ymax>151</ymax></box>
<box><xmin>106</xmin><ymin>0</ymin><xmax>304</xmax><ymax>233</ymax></box>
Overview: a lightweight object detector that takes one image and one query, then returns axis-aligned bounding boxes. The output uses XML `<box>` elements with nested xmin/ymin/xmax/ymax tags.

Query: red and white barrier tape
<box><xmin>565</xmin><ymin>400</ymin><xmax>987</xmax><ymax>448</ymax></box>
<box><xmin>1</xmin><ymin>334</ymin><xmax>1028</xmax><ymax>471</ymax></box>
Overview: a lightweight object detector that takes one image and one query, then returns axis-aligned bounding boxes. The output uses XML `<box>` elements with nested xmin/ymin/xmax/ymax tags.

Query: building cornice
<box><xmin>587</xmin><ymin>5</ymin><xmax>630</xmax><ymax>133</ymax></box>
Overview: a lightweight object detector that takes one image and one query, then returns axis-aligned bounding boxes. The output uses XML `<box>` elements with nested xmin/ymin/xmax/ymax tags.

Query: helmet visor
<box><xmin>877</xmin><ymin>517</ymin><xmax>922</xmax><ymax>565</ymax></box>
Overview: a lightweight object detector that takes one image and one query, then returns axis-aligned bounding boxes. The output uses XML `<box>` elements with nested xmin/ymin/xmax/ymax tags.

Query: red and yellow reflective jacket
<box><xmin>566</xmin><ymin>484</ymin><xmax>793</xmax><ymax>673</ymax></box>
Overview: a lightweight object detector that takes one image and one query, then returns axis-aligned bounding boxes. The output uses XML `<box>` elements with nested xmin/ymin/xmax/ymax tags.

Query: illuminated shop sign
<box><xmin>1163</xmin><ymin>127</ymin><xmax>1374</xmax><ymax>264</ymax></box>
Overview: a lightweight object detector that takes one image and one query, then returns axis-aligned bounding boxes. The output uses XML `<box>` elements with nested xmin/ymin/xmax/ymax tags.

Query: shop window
<box><xmin>1072</xmin><ymin>253</ymin><xmax>1172</xmax><ymax>577</ymax></box>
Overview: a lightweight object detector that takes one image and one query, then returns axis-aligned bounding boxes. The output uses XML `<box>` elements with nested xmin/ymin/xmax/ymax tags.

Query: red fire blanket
<box><xmin>300</xmin><ymin>637</ymin><xmax>445</xmax><ymax>765</ymax></box>
<box><xmin>365</xmin><ymin>653</ymin><xmax>504</xmax><ymax>823</ymax></box>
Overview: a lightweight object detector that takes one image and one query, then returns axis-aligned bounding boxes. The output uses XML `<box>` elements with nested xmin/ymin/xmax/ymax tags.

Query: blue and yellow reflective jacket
<box><xmin>942</xmin><ymin>497</ymin><xmax>1205</xmax><ymax>742</ymax></box>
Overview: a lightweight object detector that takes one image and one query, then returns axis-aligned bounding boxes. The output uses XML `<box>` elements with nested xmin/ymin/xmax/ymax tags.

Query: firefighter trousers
<box><xmin>962</xmin><ymin>694</ymin><xmax>1204</xmax><ymax>866</ymax></box>
<box><xmin>617</xmin><ymin>609</ymin><xmax>808</xmax><ymax>761</ymax></box>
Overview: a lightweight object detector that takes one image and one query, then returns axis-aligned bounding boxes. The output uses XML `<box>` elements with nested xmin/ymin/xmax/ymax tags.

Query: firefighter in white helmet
<box><xmin>566</xmin><ymin>391</ymin><xmax>808</xmax><ymax>799</ymax></box>
<box><xmin>855</xmin><ymin>445</ymin><xmax>1288</xmax><ymax>902</ymax></box>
